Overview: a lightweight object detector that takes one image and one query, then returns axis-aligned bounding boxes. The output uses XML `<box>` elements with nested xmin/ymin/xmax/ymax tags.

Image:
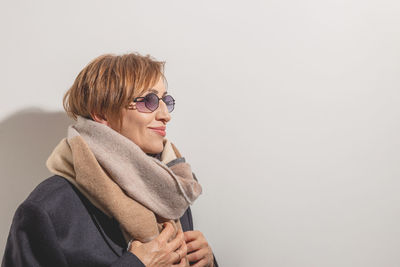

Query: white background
<box><xmin>1</xmin><ymin>0</ymin><xmax>400</xmax><ymax>266</ymax></box>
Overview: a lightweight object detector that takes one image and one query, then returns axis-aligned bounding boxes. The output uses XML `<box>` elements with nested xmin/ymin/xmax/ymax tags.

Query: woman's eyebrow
<box><xmin>148</xmin><ymin>89</ymin><xmax>168</xmax><ymax>96</ymax></box>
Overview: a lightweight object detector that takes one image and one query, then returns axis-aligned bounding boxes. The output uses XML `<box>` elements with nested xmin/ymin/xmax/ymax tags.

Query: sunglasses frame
<box><xmin>133</xmin><ymin>93</ymin><xmax>175</xmax><ymax>113</ymax></box>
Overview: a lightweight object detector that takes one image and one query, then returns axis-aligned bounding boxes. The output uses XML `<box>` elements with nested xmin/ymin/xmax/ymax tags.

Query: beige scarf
<box><xmin>46</xmin><ymin>116</ymin><xmax>202</xmax><ymax>265</ymax></box>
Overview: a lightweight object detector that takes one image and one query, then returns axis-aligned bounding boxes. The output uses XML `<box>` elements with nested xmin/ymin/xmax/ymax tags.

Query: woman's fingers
<box><xmin>166</xmin><ymin>229</ymin><xmax>184</xmax><ymax>252</ymax></box>
<box><xmin>175</xmin><ymin>238</ymin><xmax>188</xmax><ymax>258</ymax></box>
<box><xmin>190</xmin><ymin>258</ymin><xmax>209</xmax><ymax>267</ymax></box>
<box><xmin>172</xmin><ymin>256</ymin><xmax>187</xmax><ymax>267</ymax></box>
<box><xmin>183</xmin><ymin>230</ymin><xmax>200</xmax><ymax>242</ymax></box>
<box><xmin>182</xmin><ymin>230</ymin><xmax>214</xmax><ymax>266</ymax></box>
<box><xmin>187</xmin><ymin>247</ymin><xmax>208</xmax><ymax>263</ymax></box>
<box><xmin>157</xmin><ymin>222</ymin><xmax>175</xmax><ymax>244</ymax></box>
<box><xmin>186</xmin><ymin>238</ymin><xmax>204</xmax><ymax>253</ymax></box>
<box><xmin>128</xmin><ymin>224</ymin><xmax>191</xmax><ymax>267</ymax></box>
<box><xmin>191</xmin><ymin>258</ymin><xmax>208</xmax><ymax>267</ymax></box>
<box><xmin>170</xmin><ymin>235</ymin><xmax>188</xmax><ymax>264</ymax></box>
<box><xmin>168</xmin><ymin>235</ymin><xmax>185</xmax><ymax>258</ymax></box>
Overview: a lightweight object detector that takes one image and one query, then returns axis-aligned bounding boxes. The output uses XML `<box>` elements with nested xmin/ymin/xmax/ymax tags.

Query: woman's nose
<box><xmin>156</xmin><ymin>100</ymin><xmax>171</xmax><ymax>122</ymax></box>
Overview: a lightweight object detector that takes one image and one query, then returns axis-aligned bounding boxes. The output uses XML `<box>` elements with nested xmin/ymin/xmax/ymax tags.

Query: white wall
<box><xmin>1</xmin><ymin>0</ymin><xmax>400</xmax><ymax>266</ymax></box>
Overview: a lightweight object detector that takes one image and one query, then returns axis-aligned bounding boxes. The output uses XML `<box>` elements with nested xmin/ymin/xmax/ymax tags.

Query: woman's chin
<box><xmin>142</xmin><ymin>144</ymin><xmax>163</xmax><ymax>155</ymax></box>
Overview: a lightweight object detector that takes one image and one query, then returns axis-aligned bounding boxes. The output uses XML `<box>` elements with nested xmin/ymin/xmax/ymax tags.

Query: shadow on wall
<box><xmin>0</xmin><ymin>108</ymin><xmax>74</xmax><ymax>256</ymax></box>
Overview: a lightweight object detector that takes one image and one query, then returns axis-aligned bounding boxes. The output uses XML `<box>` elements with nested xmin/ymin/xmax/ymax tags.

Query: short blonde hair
<box><xmin>63</xmin><ymin>52</ymin><xmax>166</xmax><ymax>129</ymax></box>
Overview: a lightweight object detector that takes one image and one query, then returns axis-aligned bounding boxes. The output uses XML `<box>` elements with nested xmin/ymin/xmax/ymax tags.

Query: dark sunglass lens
<box><xmin>145</xmin><ymin>93</ymin><xmax>159</xmax><ymax>112</ymax></box>
<box><xmin>135</xmin><ymin>101</ymin><xmax>149</xmax><ymax>112</ymax></box>
<box><xmin>163</xmin><ymin>95</ymin><xmax>175</xmax><ymax>112</ymax></box>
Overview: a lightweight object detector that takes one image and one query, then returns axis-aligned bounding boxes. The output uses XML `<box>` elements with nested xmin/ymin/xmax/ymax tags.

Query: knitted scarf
<box><xmin>46</xmin><ymin>116</ymin><xmax>202</xmax><ymax>261</ymax></box>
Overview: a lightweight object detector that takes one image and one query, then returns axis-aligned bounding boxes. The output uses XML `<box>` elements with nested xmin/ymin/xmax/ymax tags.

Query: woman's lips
<box><xmin>149</xmin><ymin>127</ymin><xmax>166</xmax><ymax>137</ymax></box>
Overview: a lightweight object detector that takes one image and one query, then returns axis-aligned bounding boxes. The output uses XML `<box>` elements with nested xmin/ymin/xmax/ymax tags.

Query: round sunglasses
<box><xmin>133</xmin><ymin>93</ymin><xmax>175</xmax><ymax>113</ymax></box>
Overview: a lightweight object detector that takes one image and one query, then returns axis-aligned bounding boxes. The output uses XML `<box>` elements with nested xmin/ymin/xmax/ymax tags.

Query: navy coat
<box><xmin>2</xmin><ymin>176</ymin><xmax>218</xmax><ymax>267</ymax></box>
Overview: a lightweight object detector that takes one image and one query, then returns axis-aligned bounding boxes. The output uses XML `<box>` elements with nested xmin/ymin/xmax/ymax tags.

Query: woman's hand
<box><xmin>184</xmin><ymin>230</ymin><xmax>214</xmax><ymax>267</ymax></box>
<box><xmin>129</xmin><ymin>222</ymin><xmax>188</xmax><ymax>267</ymax></box>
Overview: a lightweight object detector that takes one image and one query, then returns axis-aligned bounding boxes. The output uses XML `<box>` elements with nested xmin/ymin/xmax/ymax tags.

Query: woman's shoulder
<box><xmin>25</xmin><ymin>175</ymin><xmax>77</xmax><ymax>203</ymax></box>
<box><xmin>19</xmin><ymin>175</ymin><xmax>85</xmax><ymax>218</ymax></box>
<box><xmin>13</xmin><ymin>175</ymin><xmax>101</xmax><ymax>240</ymax></box>
<box><xmin>5</xmin><ymin>176</ymin><xmax>131</xmax><ymax>266</ymax></box>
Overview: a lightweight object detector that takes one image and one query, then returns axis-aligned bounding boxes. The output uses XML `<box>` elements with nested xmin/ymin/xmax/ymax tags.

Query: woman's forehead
<box><xmin>141</xmin><ymin>78</ymin><xmax>167</xmax><ymax>96</ymax></box>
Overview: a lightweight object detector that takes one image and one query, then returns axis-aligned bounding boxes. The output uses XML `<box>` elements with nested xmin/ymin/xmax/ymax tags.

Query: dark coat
<box><xmin>2</xmin><ymin>176</ymin><xmax>218</xmax><ymax>267</ymax></box>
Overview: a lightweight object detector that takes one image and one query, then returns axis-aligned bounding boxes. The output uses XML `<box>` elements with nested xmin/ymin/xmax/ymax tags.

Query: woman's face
<box><xmin>107</xmin><ymin>77</ymin><xmax>172</xmax><ymax>154</ymax></box>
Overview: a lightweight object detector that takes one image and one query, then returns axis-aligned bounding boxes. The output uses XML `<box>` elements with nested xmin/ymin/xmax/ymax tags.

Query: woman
<box><xmin>2</xmin><ymin>53</ymin><xmax>218</xmax><ymax>267</ymax></box>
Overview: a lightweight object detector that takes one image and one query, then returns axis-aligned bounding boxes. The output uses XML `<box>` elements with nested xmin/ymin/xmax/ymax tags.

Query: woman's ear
<box><xmin>91</xmin><ymin>113</ymin><xmax>110</xmax><ymax>126</ymax></box>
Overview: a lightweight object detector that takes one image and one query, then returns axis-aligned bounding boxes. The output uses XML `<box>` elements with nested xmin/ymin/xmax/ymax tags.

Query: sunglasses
<box><xmin>133</xmin><ymin>93</ymin><xmax>175</xmax><ymax>113</ymax></box>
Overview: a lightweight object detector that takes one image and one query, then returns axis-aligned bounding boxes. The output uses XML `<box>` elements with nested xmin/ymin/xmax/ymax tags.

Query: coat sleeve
<box><xmin>2</xmin><ymin>202</ymin><xmax>146</xmax><ymax>267</ymax></box>
<box><xmin>2</xmin><ymin>201</ymin><xmax>68</xmax><ymax>267</ymax></box>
